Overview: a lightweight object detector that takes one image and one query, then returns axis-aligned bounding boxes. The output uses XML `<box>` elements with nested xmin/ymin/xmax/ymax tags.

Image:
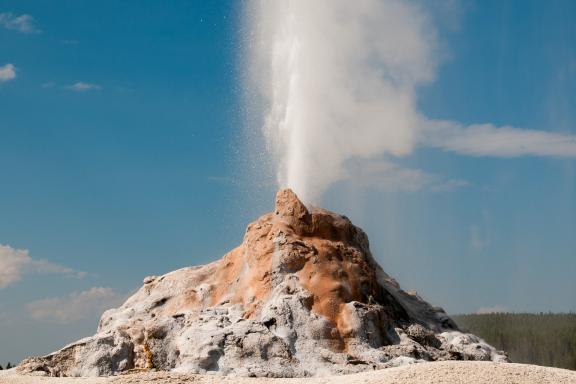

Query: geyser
<box><xmin>19</xmin><ymin>190</ymin><xmax>506</xmax><ymax>377</ymax></box>
<box><xmin>244</xmin><ymin>0</ymin><xmax>437</xmax><ymax>202</ymax></box>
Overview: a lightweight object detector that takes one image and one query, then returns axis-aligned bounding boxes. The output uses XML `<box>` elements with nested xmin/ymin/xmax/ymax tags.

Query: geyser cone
<box><xmin>19</xmin><ymin>190</ymin><xmax>507</xmax><ymax>377</ymax></box>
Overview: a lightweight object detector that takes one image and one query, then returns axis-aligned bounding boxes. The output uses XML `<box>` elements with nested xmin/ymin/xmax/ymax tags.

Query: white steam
<box><xmin>244</xmin><ymin>0</ymin><xmax>576</xmax><ymax>203</ymax></box>
<box><xmin>245</xmin><ymin>0</ymin><xmax>436</xmax><ymax>202</ymax></box>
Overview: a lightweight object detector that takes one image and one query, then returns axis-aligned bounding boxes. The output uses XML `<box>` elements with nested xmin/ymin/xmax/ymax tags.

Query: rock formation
<box><xmin>19</xmin><ymin>189</ymin><xmax>507</xmax><ymax>377</ymax></box>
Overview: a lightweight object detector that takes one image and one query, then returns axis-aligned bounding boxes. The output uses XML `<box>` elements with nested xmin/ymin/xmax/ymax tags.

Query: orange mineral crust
<box><xmin>144</xmin><ymin>189</ymin><xmax>410</xmax><ymax>348</ymax></box>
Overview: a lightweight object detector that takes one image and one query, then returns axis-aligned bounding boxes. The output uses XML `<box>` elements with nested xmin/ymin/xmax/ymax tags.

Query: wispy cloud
<box><xmin>41</xmin><ymin>81</ymin><xmax>56</xmax><ymax>88</ymax></box>
<box><xmin>430</xmin><ymin>178</ymin><xmax>470</xmax><ymax>192</ymax></box>
<box><xmin>352</xmin><ymin>119</ymin><xmax>576</xmax><ymax>193</ymax></box>
<box><xmin>0</xmin><ymin>12</ymin><xmax>41</xmax><ymax>34</ymax></box>
<box><xmin>0</xmin><ymin>244</ymin><xmax>86</xmax><ymax>289</ymax></box>
<box><xmin>348</xmin><ymin>160</ymin><xmax>469</xmax><ymax>193</ymax></box>
<box><xmin>65</xmin><ymin>82</ymin><xmax>102</xmax><ymax>92</ymax></box>
<box><xmin>27</xmin><ymin>287</ymin><xmax>124</xmax><ymax>324</ymax></box>
<box><xmin>476</xmin><ymin>305</ymin><xmax>508</xmax><ymax>314</ymax></box>
<box><xmin>421</xmin><ymin>120</ymin><xmax>576</xmax><ymax>158</ymax></box>
<box><xmin>0</xmin><ymin>63</ymin><xmax>16</xmax><ymax>83</ymax></box>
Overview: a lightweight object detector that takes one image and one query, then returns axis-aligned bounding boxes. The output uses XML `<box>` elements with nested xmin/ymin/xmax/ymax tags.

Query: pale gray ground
<box><xmin>2</xmin><ymin>362</ymin><xmax>576</xmax><ymax>384</ymax></box>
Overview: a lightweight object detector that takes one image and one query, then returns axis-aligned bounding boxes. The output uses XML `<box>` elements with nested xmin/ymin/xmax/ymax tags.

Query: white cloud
<box><xmin>0</xmin><ymin>245</ymin><xmax>29</xmax><ymax>289</ymax></box>
<box><xmin>421</xmin><ymin>120</ymin><xmax>576</xmax><ymax>158</ymax></box>
<box><xmin>27</xmin><ymin>287</ymin><xmax>124</xmax><ymax>324</ymax></box>
<box><xmin>348</xmin><ymin>160</ymin><xmax>469</xmax><ymax>193</ymax></box>
<box><xmin>65</xmin><ymin>82</ymin><xmax>102</xmax><ymax>92</ymax></box>
<box><xmin>0</xmin><ymin>12</ymin><xmax>41</xmax><ymax>34</ymax></box>
<box><xmin>0</xmin><ymin>63</ymin><xmax>16</xmax><ymax>83</ymax></box>
<box><xmin>0</xmin><ymin>244</ymin><xmax>86</xmax><ymax>289</ymax></box>
<box><xmin>476</xmin><ymin>305</ymin><xmax>508</xmax><ymax>314</ymax></box>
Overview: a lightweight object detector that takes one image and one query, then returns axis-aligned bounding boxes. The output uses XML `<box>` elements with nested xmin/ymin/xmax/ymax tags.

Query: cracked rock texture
<box><xmin>19</xmin><ymin>189</ymin><xmax>507</xmax><ymax>377</ymax></box>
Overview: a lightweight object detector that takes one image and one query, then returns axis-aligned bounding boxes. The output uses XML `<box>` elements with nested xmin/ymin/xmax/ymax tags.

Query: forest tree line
<box><xmin>453</xmin><ymin>313</ymin><xmax>576</xmax><ymax>370</ymax></box>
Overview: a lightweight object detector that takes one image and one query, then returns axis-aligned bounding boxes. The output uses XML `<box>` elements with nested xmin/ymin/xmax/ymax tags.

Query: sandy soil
<box><xmin>1</xmin><ymin>361</ymin><xmax>575</xmax><ymax>384</ymax></box>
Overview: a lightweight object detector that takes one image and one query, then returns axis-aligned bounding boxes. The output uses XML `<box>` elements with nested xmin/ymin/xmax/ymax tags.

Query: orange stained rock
<box><xmin>151</xmin><ymin>189</ymin><xmax>408</xmax><ymax>349</ymax></box>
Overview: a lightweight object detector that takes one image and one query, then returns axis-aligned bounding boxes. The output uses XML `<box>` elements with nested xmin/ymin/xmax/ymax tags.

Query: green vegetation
<box><xmin>453</xmin><ymin>313</ymin><xmax>576</xmax><ymax>370</ymax></box>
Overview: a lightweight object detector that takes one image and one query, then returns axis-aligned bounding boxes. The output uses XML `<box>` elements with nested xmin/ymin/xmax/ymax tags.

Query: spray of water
<box><xmin>244</xmin><ymin>0</ymin><xmax>437</xmax><ymax>203</ymax></box>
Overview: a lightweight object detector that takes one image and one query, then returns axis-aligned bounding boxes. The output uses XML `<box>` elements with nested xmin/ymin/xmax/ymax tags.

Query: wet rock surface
<box><xmin>19</xmin><ymin>189</ymin><xmax>507</xmax><ymax>377</ymax></box>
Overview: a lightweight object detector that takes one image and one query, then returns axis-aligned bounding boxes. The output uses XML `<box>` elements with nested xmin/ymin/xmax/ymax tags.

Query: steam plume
<box><xmin>245</xmin><ymin>0</ymin><xmax>436</xmax><ymax>202</ymax></box>
<box><xmin>244</xmin><ymin>0</ymin><xmax>576</xmax><ymax>203</ymax></box>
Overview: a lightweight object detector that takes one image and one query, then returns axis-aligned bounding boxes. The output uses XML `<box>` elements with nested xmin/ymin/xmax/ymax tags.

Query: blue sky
<box><xmin>0</xmin><ymin>0</ymin><xmax>575</xmax><ymax>364</ymax></box>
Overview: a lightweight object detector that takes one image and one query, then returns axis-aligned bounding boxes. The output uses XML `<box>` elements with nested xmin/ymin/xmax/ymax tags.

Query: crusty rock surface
<box><xmin>18</xmin><ymin>189</ymin><xmax>507</xmax><ymax>377</ymax></box>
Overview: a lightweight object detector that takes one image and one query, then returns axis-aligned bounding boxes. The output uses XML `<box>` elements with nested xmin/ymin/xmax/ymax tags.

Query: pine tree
<box><xmin>5</xmin><ymin>362</ymin><xmax>12</xmax><ymax>369</ymax></box>
<box><xmin>0</xmin><ymin>363</ymin><xmax>3</xmax><ymax>370</ymax></box>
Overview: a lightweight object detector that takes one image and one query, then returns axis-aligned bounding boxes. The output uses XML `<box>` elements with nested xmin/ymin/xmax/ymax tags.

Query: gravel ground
<box><xmin>1</xmin><ymin>361</ymin><xmax>575</xmax><ymax>384</ymax></box>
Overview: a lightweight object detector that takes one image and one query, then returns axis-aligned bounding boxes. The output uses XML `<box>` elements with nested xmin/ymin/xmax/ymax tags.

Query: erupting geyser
<box><xmin>244</xmin><ymin>0</ymin><xmax>437</xmax><ymax>202</ymax></box>
<box><xmin>19</xmin><ymin>190</ymin><xmax>506</xmax><ymax>377</ymax></box>
<box><xmin>14</xmin><ymin>1</ymin><xmax>515</xmax><ymax>378</ymax></box>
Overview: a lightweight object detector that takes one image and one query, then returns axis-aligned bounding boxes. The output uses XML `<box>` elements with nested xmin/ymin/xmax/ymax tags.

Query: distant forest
<box><xmin>453</xmin><ymin>313</ymin><xmax>576</xmax><ymax>371</ymax></box>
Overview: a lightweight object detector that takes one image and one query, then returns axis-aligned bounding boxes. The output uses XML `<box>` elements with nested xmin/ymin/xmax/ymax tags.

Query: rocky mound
<box><xmin>19</xmin><ymin>190</ymin><xmax>507</xmax><ymax>377</ymax></box>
